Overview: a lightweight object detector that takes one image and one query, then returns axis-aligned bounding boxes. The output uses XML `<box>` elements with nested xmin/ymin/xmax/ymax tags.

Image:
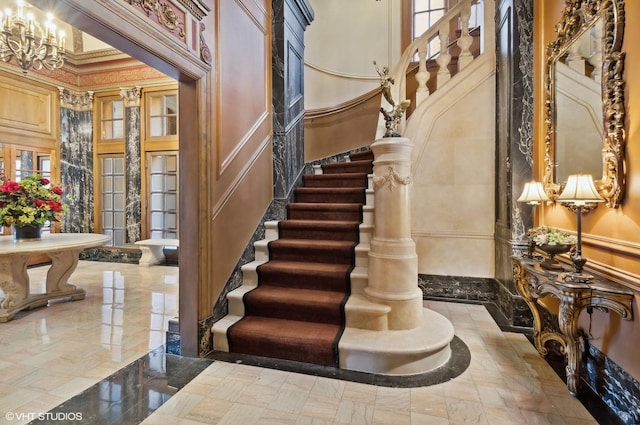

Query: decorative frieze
<box><xmin>128</xmin><ymin>0</ymin><xmax>186</xmax><ymax>39</ymax></box>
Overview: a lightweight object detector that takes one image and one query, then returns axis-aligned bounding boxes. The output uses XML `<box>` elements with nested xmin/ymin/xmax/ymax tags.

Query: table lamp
<box><xmin>556</xmin><ymin>174</ymin><xmax>604</xmax><ymax>280</ymax></box>
<box><xmin>517</xmin><ymin>180</ymin><xmax>550</xmax><ymax>205</ymax></box>
<box><xmin>517</xmin><ymin>180</ymin><xmax>550</xmax><ymax>258</ymax></box>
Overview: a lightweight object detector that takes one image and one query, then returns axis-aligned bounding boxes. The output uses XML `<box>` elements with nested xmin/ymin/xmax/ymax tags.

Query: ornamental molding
<box><xmin>58</xmin><ymin>88</ymin><xmax>95</xmax><ymax>112</ymax></box>
<box><xmin>175</xmin><ymin>0</ymin><xmax>210</xmax><ymax>21</ymax></box>
<box><xmin>128</xmin><ymin>0</ymin><xmax>186</xmax><ymax>39</ymax></box>
<box><xmin>372</xmin><ymin>166</ymin><xmax>412</xmax><ymax>191</ymax></box>
<box><xmin>120</xmin><ymin>86</ymin><xmax>143</xmax><ymax>107</ymax></box>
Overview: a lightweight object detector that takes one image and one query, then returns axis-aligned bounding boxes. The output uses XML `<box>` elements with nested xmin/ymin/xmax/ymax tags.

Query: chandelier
<box><xmin>0</xmin><ymin>0</ymin><xmax>65</xmax><ymax>75</ymax></box>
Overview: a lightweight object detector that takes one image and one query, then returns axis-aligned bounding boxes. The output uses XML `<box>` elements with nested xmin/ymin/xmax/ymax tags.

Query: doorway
<box><xmin>28</xmin><ymin>0</ymin><xmax>208</xmax><ymax>356</ymax></box>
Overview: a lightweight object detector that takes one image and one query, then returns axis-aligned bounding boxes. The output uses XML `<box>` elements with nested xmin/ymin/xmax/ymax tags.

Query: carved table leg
<box><xmin>514</xmin><ymin>262</ymin><xmax>546</xmax><ymax>352</ymax></box>
<box><xmin>558</xmin><ymin>294</ymin><xmax>583</xmax><ymax>396</ymax></box>
<box><xmin>0</xmin><ymin>254</ymin><xmax>31</xmax><ymax>322</ymax></box>
<box><xmin>46</xmin><ymin>249</ymin><xmax>83</xmax><ymax>295</ymax></box>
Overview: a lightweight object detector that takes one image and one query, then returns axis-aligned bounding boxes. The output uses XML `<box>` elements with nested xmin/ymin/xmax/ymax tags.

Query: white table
<box><xmin>0</xmin><ymin>233</ymin><xmax>110</xmax><ymax>322</ymax></box>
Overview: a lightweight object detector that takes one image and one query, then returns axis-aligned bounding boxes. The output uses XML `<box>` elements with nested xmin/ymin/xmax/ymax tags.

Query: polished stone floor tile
<box><xmin>0</xmin><ymin>261</ymin><xmax>607</xmax><ymax>425</ymax></box>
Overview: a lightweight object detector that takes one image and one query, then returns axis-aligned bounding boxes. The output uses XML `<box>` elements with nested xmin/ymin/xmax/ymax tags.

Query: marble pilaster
<box><xmin>58</xmin><ymin>88</ymin><xmax>95</xmax><ymax>233</ymax></box>
<box><xmin>271</xmin><ymin>0</ymin><xmax>313</xmax><ymax>199</ymax></box>
<box><xmin>121</xmin><ymin>87</ymin><xmax>142</xmax><ymax>243</ymax></box>
<box><xmin>494</xmin><ymin>0</ymin><xmax>534</xmax><ymax>319</ymax></box>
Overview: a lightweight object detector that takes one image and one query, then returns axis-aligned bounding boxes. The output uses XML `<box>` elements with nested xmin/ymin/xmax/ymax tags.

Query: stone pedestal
<box><xmin>365</xmin><ymin>137</ymin><xmax>423</xmax><ymax>330</ymax></box>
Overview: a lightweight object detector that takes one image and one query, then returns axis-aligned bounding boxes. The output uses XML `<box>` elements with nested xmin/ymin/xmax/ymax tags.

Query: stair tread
<box><xmin>259</xmin><ymin>260</ymin><xmax>351</xmax><ymax>273</ymax></box>
<box><xmin>288</xmin><ymin>203</ymin><xmax>363</xmax><ymax>209</ymax></box>
<box><xmin>295</xmin><ymin>187</ymin><xmax>365</xmax><ymax>193</ymax></box>
<box><xmin>304</xmin><ymin>172</ymin><xmax>368</xmax><ymax>178</ymax></box>
<box><xmin>248</xmin><ymin>286</ymin><xmax>346</xmax><ymax>304</ymax></box>
<box><xmin>231</xmin><ymin>316</ymin><xmax>340</xmax><ymax>337</ymax></box>
<box><xmin>269</xmin><ymin>239</ymin><xmax>356</xmax><ymax>248</ymax></box>
<box><xmin>279</xmin><ymin>219</ymin><xmax>360</xmax><ymax>228</ymax></box>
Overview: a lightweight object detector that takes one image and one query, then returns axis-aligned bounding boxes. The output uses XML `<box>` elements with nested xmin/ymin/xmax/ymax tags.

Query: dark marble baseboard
<box><xmin>79</xmin><ymin>247</ymin><xmax>142</xmax><ymax>264</ymax></box>
<box><xmin>420</xmin><ymin>273</ymin><xmax>636</xmax><ymax>425</ymax></box>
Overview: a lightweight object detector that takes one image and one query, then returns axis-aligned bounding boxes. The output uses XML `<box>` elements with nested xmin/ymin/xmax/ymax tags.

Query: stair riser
<box><xmin>278</xmin><ymin>228</ymin><xmax>359</xmax><ymax>241</ymax></box>
<box><xmin>257</xmin><ymin>272</ymin><xmax>349</xmax><ymax>292</ymax></box>
<box><xmin>321</xmin><ymin>164</ymin><xmax>372</xmax><ymax>174</ymax></box>
<box><xmin>302</xmin><ymin>176</ymin><xmax>368</xmax><ymax>189</ymax></box>
<box><xmin>244</xmin><ymin>297</ymin><xmax>343</xmax><ymax>325</ymax></box>
<box><xmin>295</xmin><ymin>193</ymin><xmax>365</xmax><ymax>203</ymax></box>
<box><xmin>287</xmin><ymin>210</ymin><xmax>363</xmax><ymax>221</ymax></box>
<box><xmin>268</xmin><ymin>247</ymin><xmax>355</xmax><ymax>265</ymax></box>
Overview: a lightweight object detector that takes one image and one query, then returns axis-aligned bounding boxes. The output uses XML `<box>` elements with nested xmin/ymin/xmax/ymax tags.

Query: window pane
<box><xmin>101</xmin><ymin>100</ymin><xmax>124</xmax><ymax>141</ymax></box>
<box><xmin>415</xmin><ymin>0</ymin><xmax>430</xmax><ymax>11</ymax></box>
<box><xmin>100</xmin><ymin>156</ymin><xmax>126</xmax><ymax>247</ymax></box>
<box><xmin>114</xmin><ymin>194</ymin><xmax>125</xmax><ymax>210</ymax></box>
<box><xmin>102</xmin><ymin>176</ymin><xmax>113</xmax><ymax>192</ymax></box>
<box><xmin>165</xmin><ymin>175</ymin><xmax>177</xmax><ymax>191</ymax></box>
<box><xmin>102</xmin><ymin>195</ymin><xmax>113</xmax><ymax>210</ymax></box>
<box><xmin>148</xmin><ymin>153</ymin><xmax>179</xmax><ymax>239</ymax></box>
<box><xmin>150</xmin><ymin>117</ymin><xmax>163</xmax><ymax>137</ymax></box>
<box><xmin>149</xmin><ymin>94</ymin><xmax>178</xmax><ymax>138</ymax></box>
<box><xmin>114</xmin><ymin>158</ymin><xmax>125</xmax><ymax>174</ymax></box>
<box><xmin>114</xmin><ymin>176</ymin><xmax>125</xmax><ymax>192</ymax></box>
<box><xmin>166</xmin><ymin>156</ymin><xmax>177</xmax><ymax>172</ymax></box>
<box><xmin>165</xmin><ymin>194</ymin><xmax>177</xmax><ymax>210</ymax></box>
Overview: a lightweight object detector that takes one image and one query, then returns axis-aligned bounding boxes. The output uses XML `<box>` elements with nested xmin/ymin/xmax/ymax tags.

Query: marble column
<box><xmin>494</xmin><ymin>0</ymin><xmax>534</xmax><ymax>327</ymax></box>
<box><xmin>365</xmin><ymin>138</ymin><xmax>423</xmax><ymax>330</ymax></box>
<box><xmin>121</xmin><ymin>87</ymin><xmax>142</xmax><ymax>243</ymax></box>
<box><xmin>271</xmin><ymin>0</ymin><xmax>314</xmax><ymax>200</ymax></box>
<box><xmin>58</xmin><ymin>88</ymin><xmax>95</xmax><ymax>233</ymax></box>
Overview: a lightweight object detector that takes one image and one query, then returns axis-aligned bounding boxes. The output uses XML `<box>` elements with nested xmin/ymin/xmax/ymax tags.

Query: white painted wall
<box><xmin>304</xmin><ymin>0</ymin><xmax>402</xmax><ymax>110</ymax></box>
<box><xmin>405</xmin><ymin>55</ymin><xmax>496</xmax><ymax>278</ymax></box>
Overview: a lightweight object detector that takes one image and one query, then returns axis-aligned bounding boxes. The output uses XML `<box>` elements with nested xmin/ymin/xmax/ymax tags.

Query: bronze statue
<box><xmin>374</xmin><ymin>60</ymin><xmax>410</xmax><ymax>137</ymax></box>
<box><xmin>380</xmin><ymin>100</ymin><xmax>411</xmax><ymax>137</ymax></box>
<box><xmin>374</xmin><ymin>60</ymin><xmax>395</xmax><ymax>107</ymax></box>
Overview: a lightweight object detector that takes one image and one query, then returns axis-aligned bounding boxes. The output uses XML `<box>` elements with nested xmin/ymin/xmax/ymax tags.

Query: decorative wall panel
<box><xmin>0</xmin><ymin>76</ymin><xmax>54</xmax><ymax>145</ymax></box>
<box><xmin>217</xmin><ymin>0</ymin><xmax>269</xmax><ymax>173</ymax></box>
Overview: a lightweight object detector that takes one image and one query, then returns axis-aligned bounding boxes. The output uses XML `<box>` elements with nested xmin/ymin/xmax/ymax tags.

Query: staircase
<box><xmin>212</xmin><ymin>150</ymin><xmax>374</xmax><ymax>367</ymax></box>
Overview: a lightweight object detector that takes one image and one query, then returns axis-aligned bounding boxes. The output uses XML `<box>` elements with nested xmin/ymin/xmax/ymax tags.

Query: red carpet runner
<box><xmin>227</xmin><ymin>150</ymin><xmax>373</xmax><ymax>367</ymax></box>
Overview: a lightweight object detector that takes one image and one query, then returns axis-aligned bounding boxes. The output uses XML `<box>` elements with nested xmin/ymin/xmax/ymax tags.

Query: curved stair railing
<box><xmin>376</xmin><ymin>0</ymin><xmax>492</xmax><ymax>139</ymax></box>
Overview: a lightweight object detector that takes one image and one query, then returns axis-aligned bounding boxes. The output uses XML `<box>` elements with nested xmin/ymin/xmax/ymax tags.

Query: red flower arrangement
<box><xmin>0</xmin><ymin>174</ymin><xmax>67</xmax><ymax>228</ymax></box>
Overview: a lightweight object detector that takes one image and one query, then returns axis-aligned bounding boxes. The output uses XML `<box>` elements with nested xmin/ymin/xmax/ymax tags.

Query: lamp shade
<box><xmin>557</xmin><ymin>174</ymin><xmax>604</xmax><ymax>206</ymax></box>
<box><xmin>517</xmin><ymin>181</ymin><xmax>550</xmax><ymax>205</ymax></box>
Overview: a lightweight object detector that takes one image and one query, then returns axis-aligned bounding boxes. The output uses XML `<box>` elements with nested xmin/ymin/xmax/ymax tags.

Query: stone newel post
<box><xmin>365</xmin><ymin>137</ymin><xmax>423</xmax><ymax>330</ymax></box>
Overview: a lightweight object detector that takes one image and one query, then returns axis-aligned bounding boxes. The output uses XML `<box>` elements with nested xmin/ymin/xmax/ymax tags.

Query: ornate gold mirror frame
<box><xmin>543</xmin><ymin>0</ymin><xmax>626</xmax><ymax>208</ymax></box>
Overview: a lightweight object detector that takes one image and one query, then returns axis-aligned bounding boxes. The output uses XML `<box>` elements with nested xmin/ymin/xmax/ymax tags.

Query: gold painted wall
<box><xmin>206</xmin><ymin>0</ymin><xmax>273</xmax><ymax>307</ymax></box>
<box><xmin>534</xmin><ymin>0</ymin><xmax>640</xmax><ymax>380</ymax></box>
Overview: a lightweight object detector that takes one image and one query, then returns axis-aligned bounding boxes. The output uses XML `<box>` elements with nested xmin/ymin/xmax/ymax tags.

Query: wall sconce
<box><xmin>556</xmin><ymin>174</ymin><xmax>604</xmax><ymax>281</ymax></box>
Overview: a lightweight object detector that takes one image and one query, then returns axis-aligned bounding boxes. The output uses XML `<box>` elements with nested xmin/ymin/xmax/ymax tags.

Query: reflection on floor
<box><xmin>0</xmin><ymin>261</ymin><xmax>601</xmax><ymax>425</ymax></box>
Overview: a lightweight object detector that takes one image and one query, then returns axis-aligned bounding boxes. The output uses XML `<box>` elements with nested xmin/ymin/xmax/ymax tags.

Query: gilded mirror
<box><xmin>543</xmin><ymin>0</ymin><xmax>626</xmax><ymax>208</ymax></box>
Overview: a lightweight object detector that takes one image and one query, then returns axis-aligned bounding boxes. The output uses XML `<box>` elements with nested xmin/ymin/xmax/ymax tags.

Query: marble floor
<box><xmin>0</xmin><ymin>261</ymin><xmax>603</xmax><ymax>424</ymax></box>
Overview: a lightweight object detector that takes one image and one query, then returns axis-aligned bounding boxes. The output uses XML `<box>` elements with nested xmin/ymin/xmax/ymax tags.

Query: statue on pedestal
<box><xmin>374</xmin><ymin>61</ymin><xmax>411</xmax><ymax>138</ymax></box>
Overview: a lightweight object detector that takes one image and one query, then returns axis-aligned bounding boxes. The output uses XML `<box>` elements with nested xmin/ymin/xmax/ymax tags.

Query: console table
<box><xmin>0</xmin><ymin>233</ymin><xmax>110</xmax><ymax>322</ymax></box>
<box><xmin>512</xmin><ymin>256</ymin><xmax>634</xmax><ymax>396</ymax></box>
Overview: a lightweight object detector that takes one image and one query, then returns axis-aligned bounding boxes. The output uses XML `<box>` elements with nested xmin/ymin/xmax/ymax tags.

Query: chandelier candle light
<box><xmin>0</xmin><ymin>0</ymin><xmax>65</xmax><ymax>75</ymax></box>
